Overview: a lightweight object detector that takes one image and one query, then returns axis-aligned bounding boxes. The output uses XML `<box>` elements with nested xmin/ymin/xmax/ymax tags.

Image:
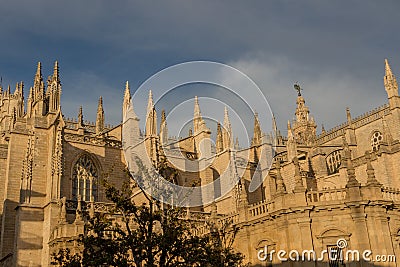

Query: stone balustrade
<box><xmin>306</xmin><ymin>188</ymin><xmax>347</xmax><ymax>203</ymax></box>
<box><xmin>249</xmin><ymin>199</ymin><xmax>275</xmax><ymax>218</ymax></box>
<box><xmin>382</xmin><ymin>187</ymin><xmax>400</xmax><ymax>202</ymax></box>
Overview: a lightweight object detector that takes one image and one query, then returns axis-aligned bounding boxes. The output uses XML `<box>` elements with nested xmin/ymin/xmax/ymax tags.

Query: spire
<box><xmin>96</xmin><ymin>96</ymin><xmax>105</xmax><ymax>135</ymax></box>
<box><xmin>145</xmin><ymin>90</ymin><xmax>157</xmax><ymax>137</ymax></box>
<box><xmin>222</xmin><ymin>106</ymin><xmax>232</xmax><ymax>150</ymax></box>
<box><xmin>194</xmin><ymin>96</ymin><xmax>200</xmax><ymax>118</ymax></box>
<box><xmin>365</xmin><ymin>151</ymin><xmax>381</xmax><ymax>187</ymax></box>
<box><xmin>123</xmin><ymin>81</ymin><xmax>133</xmax><ymax>118</ymax></box>
<box><xmin>384</xmin><ymin>59</ymin><xmax>399</xmax><ymax>108</ymax></box>
<box><xmin>216</xmin><ymin>122</ymin><xmax>223</xmax><ymax>153</ymax></box>
<box><xmin>78</xmin><ymin>106</ymin><xmax>84</xmax><ymax>128</ymax></box>
<box><xmin>251</xmin><ymin>112</ymin><xmax>262</xmax><ymax>146</ymax></box>
<box><xmin>34</xmin><ymin>62</ymin><xmax>42</xmax><ymax>85</ymax></box>
<box><xmin>48</xmin><ymin>61</ymin><xmax>62</xmax><ymax>112</ymax></box>
<box><xmin>292</xmin><ymin>84</ymin><xmax>316</xmax><ymax>145</ymax></box>
<box><xmin>272</xmin><ymin>114</ymin><xmax>278</xmax><ymax>142</ymax></box>
<box><xmin>160</xmin><ymin>109</ymin><xmax>168</xmax><ymax>144</ymax></box>
<box><xmin>33</xmin><ymin>62</ymin><xmax>45</xmax><ymax>102</ymax></box>
<box><xmin>53</xmin><ymin>61</ymin><xmax>59</xmax><ymax>82</ymax></box>
<box><xmin>223</xmin><ymin>106</ymin><xmax>231</xmax><ymax>131</ymax></box>
<box><xmin>147</xmin><ymin>90</ymin><xmax>154</xmax><ymax>115</ymax></box>
<box><xmin>193</xmin><ymin>96</ymin><xmax>208</xmax><ymax>133</ymax></box>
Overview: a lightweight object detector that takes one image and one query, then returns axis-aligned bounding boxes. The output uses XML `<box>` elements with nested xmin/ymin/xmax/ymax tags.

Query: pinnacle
<box><xmin>161</xmin><ymin>109</ymin><xmax>166</xmax><ymax>123</ymax></box>
<box><xmin>385</xmin><ymin>58</ymin><xmax>393</xmax><ymax>76</ymax></box>
<box><xmin>223</xmin><ymin>106</ymin><xmax>231</xmax><ymax>131</ymax></box>
<box><xmin>147</xmin><ymin>90</ymin><xmax>154</xmax><ymax>114</ymax></box>
<box><xmin>97</xmin><ymin>96</ymin><xmax>104</xmax><ymax>112</ymax></box>
<box><xmin>53</xmin><ymin>61</ymin><xmax>59</xmax><ymax>81</ymax></box>
<box><xmin>124</xmin><ymin>81</ymin><xmax>131</xmax><ymax>101</ymax></box>
<box><xmin>36</xmin><ymin>62</ymin><xmax>42</xmax><ymax>78</ymax></box>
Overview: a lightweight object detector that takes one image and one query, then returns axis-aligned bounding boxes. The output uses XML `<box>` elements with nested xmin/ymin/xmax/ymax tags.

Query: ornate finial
<box><xmin>294</xmin><ymin>83</ymin><xmax>302</xmax><ymax>96</ymax></box>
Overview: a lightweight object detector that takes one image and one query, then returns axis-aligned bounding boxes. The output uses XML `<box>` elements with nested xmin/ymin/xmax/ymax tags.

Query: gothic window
<box><xmin>371</xmin><ymin>131</ymin><xmax>383</xmax><ymax>152</ymax></box>
<box><xmin>72</xmin><ymin>154</ymin><xmax>98</xmax><ymax>201</ymax></box>
<box><xmin>326</xmin><ymin>150</ymin><xmax>341</xmax><ymax>175</ymax></box>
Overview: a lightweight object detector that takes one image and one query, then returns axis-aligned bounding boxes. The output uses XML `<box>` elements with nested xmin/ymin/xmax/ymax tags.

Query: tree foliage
<box><xmin>52</xmin><ymin>159</ymin><xmax>248</xmax><ymax>267</ymax></box>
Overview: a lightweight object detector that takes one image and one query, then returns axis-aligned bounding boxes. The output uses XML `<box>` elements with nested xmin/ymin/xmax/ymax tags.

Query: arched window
<box><xmin>371</xmin><ymin>131</ymin><xmax>383</xmax><ymax>152</ymax></box>
<box><xmin>212</xmin><ymin>168</ymin><xmax>221</xmax><ymax>199</ymax></box>
<box><xmin>326</xmin><ymin>150</ymin><xmax>341</xmax><ymax>175</ymax></box>
<box><xmin>72</xmin><ymin>154</ymin><xmax>98</xmax><ymax>201</ymax></box>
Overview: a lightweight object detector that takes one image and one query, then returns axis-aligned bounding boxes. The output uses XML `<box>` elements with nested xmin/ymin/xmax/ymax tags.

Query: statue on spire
<box><xmin>294</xmin><ymin>83</ymin><xmax>302</xmax><ymax>96</ymax></box>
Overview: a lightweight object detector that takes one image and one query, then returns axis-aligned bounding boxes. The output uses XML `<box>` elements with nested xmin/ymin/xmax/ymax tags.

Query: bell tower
<box><xmin>291</xmin><ymin>84</ymin><xmax>317</xmax><ymax>145</ymax></box>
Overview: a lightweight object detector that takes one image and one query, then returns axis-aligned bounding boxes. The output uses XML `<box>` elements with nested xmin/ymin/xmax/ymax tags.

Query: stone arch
<box><xmin>71</xmin><ymin>152</ymin><xmax>102</xmax><ymax>201</ymax></box>
<box><xmin>316</xmin><ymin>227</ymin><xmax>351</xmax><ymax>248</ymax></box>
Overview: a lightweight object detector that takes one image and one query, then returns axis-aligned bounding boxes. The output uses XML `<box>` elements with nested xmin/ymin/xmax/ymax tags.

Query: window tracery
<box><xmin>371</xmin><ymin>131</ymin><xmax>383</xmax><ymax>152</ymax></box>
<box><xmin>326</xmin><ymin>150</ymin><xmax>341</xmax><ymax>175</ymax></box>
<box><xmin>72</xmin><ymin>154</ymin><xmax>98</xmax><ymax>201</ymax></box>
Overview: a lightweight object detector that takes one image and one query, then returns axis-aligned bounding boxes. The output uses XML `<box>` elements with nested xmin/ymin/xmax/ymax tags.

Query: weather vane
<box><xmin>294</xmin><ymin>83</ymin><xmax>302</xmax><ymax>96</ymax></box>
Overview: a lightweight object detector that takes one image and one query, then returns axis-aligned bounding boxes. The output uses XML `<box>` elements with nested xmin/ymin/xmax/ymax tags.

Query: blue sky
<box><xmin>0</xmin><ymin>1</ymin><xmax>399</xmax><ymax>140</ymax></box>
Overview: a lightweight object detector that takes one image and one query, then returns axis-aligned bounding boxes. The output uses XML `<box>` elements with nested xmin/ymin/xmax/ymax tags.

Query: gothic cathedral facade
<box><xmin>1</xmin><ymin>60</ymin><xmax>400</xmax><ymax>266</ymax></box>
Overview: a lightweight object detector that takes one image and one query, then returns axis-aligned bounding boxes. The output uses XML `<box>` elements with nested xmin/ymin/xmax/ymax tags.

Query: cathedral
<box><xmin>1</xmin><ymin>60</ymin><xmax>400</xmax><ymax>266</ymax></box>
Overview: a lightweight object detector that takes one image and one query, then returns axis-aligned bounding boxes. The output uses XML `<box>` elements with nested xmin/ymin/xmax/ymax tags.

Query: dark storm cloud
<box><xmin>0</xmin><ymin>0</ymin><xmax>399</xmax><ymax>136</ymax></box>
